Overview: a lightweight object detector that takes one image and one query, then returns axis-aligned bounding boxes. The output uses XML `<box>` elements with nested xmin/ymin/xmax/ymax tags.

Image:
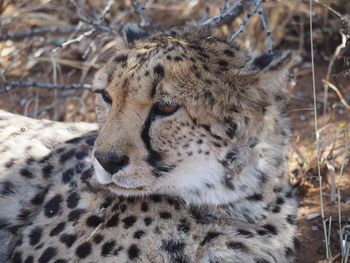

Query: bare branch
<box><xmin>1</xmin><ymin>81</ymin><xmax>91</xmax><ymax>94</ymax></box>
<box><xmin>0</xmin><ymin>26</ymin><xmax>84</xmax><ymax>42</ymax></box>
<box><xmin>131</xmin><ymin>0</ymin><xmax>152</xmax><ymax>27</ymax></box>
<box><xmin>52</xmin><ymin>28</ymin><xmax>96</xmax><ymax>53</ymax></box>
<box><xmin>200</xmin><ymin>0</ymin><xmax>251</xmax><ymax>26</ymax></box>
<box><xmin>228</xmin><ymin>0</ymin><xmax>265</xmax><ymax>42</ymax></box>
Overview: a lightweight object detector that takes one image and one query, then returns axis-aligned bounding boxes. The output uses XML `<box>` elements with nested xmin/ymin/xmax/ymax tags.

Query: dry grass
<box><xmin>0</xmin><ymin>0</ymin><xmax>350</xmax><ymax>262</ymax></box>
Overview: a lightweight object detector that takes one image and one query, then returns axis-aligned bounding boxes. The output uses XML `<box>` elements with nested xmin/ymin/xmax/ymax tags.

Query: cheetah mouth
<box><xmin>110</xmin><ymin>183</ymin><xmax>145</xmax><ymax>191</ymax></box>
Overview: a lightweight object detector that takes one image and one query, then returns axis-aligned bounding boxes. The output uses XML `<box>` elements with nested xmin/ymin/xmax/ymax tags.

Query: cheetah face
<box><xmin>92</xmin><ymin>26</ymin><xmax>291</xmax><ymax>205</ymax></box>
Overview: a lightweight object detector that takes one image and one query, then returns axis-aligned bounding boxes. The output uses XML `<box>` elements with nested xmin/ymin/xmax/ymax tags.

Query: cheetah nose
<box><xmin>94</xmin><ymin>151</ymin><xmax>130</xmax><ymax>175</ymax></box>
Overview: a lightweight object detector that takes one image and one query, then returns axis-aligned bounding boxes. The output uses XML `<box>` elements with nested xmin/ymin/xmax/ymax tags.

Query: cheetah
<box><xmin>0</xmin><ymin>26</ymin><xmax>297</xmax><ymax>263</ymax></box>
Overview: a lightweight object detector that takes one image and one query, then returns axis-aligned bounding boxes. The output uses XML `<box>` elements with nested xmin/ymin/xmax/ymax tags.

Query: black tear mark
<box><xmin>141</xmin><ymin>105</ymin><xmax>174</xmax><ymax>177</ymax></box>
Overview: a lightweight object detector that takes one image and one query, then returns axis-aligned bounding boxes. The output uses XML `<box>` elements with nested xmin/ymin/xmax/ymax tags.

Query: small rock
<box><xmin>306</xmin><ymin>212</ymin><xmax>320</xmax><ymax>220</ymax></box>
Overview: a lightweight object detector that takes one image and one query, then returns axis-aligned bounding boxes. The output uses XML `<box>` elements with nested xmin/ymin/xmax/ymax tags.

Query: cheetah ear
<box><xmin>123</xmin><ymin>23</ymin><xmax>150</xmax><ymax>44</ymax></box>
<box><xmin>249</xmin><ymin>50</ymin><xmax>292</xmax><ymax>72</ymax></box>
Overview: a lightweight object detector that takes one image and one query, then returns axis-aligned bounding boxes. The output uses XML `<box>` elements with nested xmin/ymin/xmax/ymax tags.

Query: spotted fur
<box><xmin>0</xmin><ymin>26</ymin><xmax>297</xmax><ymax>263</ymax></box>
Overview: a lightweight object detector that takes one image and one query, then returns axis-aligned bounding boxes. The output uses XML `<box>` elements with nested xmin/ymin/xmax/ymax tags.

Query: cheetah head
<box><xmin>92</xmin><ymin>25</ymin><xmax>291</xmax><ymax>205</ymax></box>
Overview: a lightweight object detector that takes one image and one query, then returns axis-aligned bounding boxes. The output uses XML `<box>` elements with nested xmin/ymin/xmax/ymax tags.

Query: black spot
<box><xmin>1</xmin><ymin>181</ymin><xmax>14</xmax><ymax>195</ymax></box>
<box><xmin>253</xmin><ymin>54</ymin><xmax>273</xmax><ymax>70</ymax></box>
<box><xmin>75</xmin><ymin>151</ymin><xmax>88</xmax><ymax>160</ymax></box>
<box><xmin>141</xmin><ymin>202</ymin><xmax>149</xmax><ymax>212</ymax></box>
<box><xmin>246</xmin><ymin>193</ymin><xmax>263</xmax><ymax>201</ymax></box>
<box><xmin>177</xmin><ymin>219</ymin><xmax>190</xmax><ymax>233</ymax></box>
<box><xmin>120</xmin><ymin>203</ymin><xmax>127</xmax><ymax>213</ymax></box>
<box><xmin>60</xmin><ymin>234</ymin><xmax>77</xmax><ymax>248</ymax></box>
<box><xmin>67</xmin><ymin>209</ymin><xmax>85</xmax><ymax>221</ymax></box>
<box><xmin>17</xmin><ymin>208</ymin><xmax>31</xmax><ymax>220</ymax></box>
<box><xmin>224</xmin><ymin>49</ymin><xmax>235</xmax><ymax>57</ymax></box>
<box><xmin>49</xmin><ymin>222</ymin><xmax>65</xmax><ymax>236</ymax></box>
<box><xmin>59</xmin><ymin>149</ymin><xmax>76</xmax><ymax>164</ymax></box>
<box><xmin>226</xmin><ymin>241</ymin><xmax>248</xmax><ymax>252</ymax></box>
<box><xmin>262</xmin><ymin>224</ymin><xmax>278</xmax><ymax>235</ymax></box>
<box><xmin>44</xmin><ymin>194</ymin><xmax>62</xmax><ymax>218</ymax></box>
<box><xmin>20</xmin><ymin>168</ymin><xmax>34</xmax><ymax>178</ymax></box>
<box><xmin>225</xmin><ymin>122</ymin><xmax>237</xmax><ymax>138</ymax></box>
<box><xmin>127</xmin><ymin>244</ymin><xmax>140</xmax><ymax>260</ymax></box>
<box><xmin>81</xmin><ymin>166</ymin><xmax>93</xmax><ymax>180</ymax></box>
<box><xmin>153</xmin><ymin>64</ymin><xmax>165</xmax><ymax>77</ymax></box>
<box><xmin>42</xmin><ymin>164</ymin><xmax>54</xmax><ymax>178</ymax></box>
<box><xmin>12</xmin><ymin>251</ymin><xmax>22</xmax><ymax>263</ymax></box>
<box><xmin>75</xmin><ymin>242</ymin><xmax>92</xmax><ymax>258</ymax></box>
<box><xmin>161</xmin><ymin>239</ymin><xmax>188</xmax><ymax>263</ymax></box>
<box><xmin>200</xmin><ymin>231</ymin><xmax>221</xmax><ymax>245</ymax></box>
<box><xmin>223</xmin><ymin>177</ymin><xmax>235</xmax><ymax>190</ymax></box>
<box><xmin>24</xmin><ymin>255</ymin><xmax>34</xmax><ymax>263</ymax></box>
<box><xmin>101</xmin><ymin>240</ymin><xmax>116</xmax><ymax>256</ymax></box>
<box><xmin>159</xmin><ymin>211</ymin><xmax>172</xmax><ymax>219</ymax></box>
<box><xmin>225</xmin><ymin>148</ymin><xmax>238</xmax><ymax>162</ymax></box>
<box><xmin>144</xmin><ymin>217</ymin><xmax>153</xmax><ymax>226</ymax></box>
<box><xmin>106</xmin><ymin>214</ymin><xmax>119</xmax><ymax>227</ymax></box>
<box><xmin>133</xmin><ymin>230</ymin><xmax>146</xmax><ymax>239</ymax></box>
<box><xmin>29</xmin><ymin>227</ymin><xmax>42</xmax><ymax>246</ymax></box>
<box><xmin>272</xmin><ymin>206</ymin><xmax>281</xmax><ymax>213</ymax></box>
<box><xmin>286</xmin><ymin>214</ymin><xmax>297</xmax><ymax>225</ymax></box>
<box><xmin>114</xmin><ymin>54</ymin><xmax>128</xmax><ymax>64</ymax></box>
<box><xmin>122</xmin><ymin>215</ymin><xmax>137</xmax><ymax>228</ymax></box>
<box><xmin>254</xmin><ymin>258</ymin><xmax>269</xmax><ymax>263</ymax></box>
<box><xmin>276</xmin><ymin>197</ymin><xmax>285</xmax><ymax>205</ymax></box>
<box><xmin>150</xmin><ymin>195</ymin><xmax>162</xmax><ymax>203</ymax></box>
<box><xmin>93</xmin><ymin>234</ymin><xmax>104</xmax><ymax>244</ymax></box>
<box><xmin>218</xmin><ymin>59</ymin><xmax>228</xmax><ymax>67</ymax></box>
<box><xmin>53</xmin><ymin>259</ymin><xmax>67</xmax><ymax>263</ymax></box>
<box><xmin>189</xmin><ymin>206</ymin><xmax>216</xmax><ymax>224</ymax></box>
<box><xmin>31</xmin><ymin>188</ymin><xmax>48</xmax><ymax>205</ymax></box>
<box><xmin>62</xmin><ymin>168</ymin><xmax>74</xmax><ymax>184</ymax></box>
<box><xmin>66</xmin><ymin>192</ymin><xmax>80</xmax><ymax>209</ymax></box>
<box><xmin>38</xmin><ymin>247</ymin><xmax>57</xmax><ymax>263</ymax></box>
<box><xmin>237</xmin><ymin>229</ymin><xmax>254</xmax><ymax>238</ymax></box>
<box><xmin>86</xmin><ymin>215</ymin><xmax>102</xmax><ymax>227</ymax></box>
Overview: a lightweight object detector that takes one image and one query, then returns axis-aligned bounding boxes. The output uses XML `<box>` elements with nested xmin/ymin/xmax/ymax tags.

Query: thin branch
<box><xmin>1</xmin><ymin>81</ymin><xmax>91</xmax><ymax>94</ymax></box>
<box><xmin>323</xmin><ymin>31</ymin><xmax>348</xmax><ymax>114</ymax></box>
<box><xmin>200</xmin><ymin>0</ymin><xmax>251</xmax><ymax>26</ymax></box>
<box><xmin>52</xmin><ymin>28</ymin><xmax>96</xmax><ymax>53</ymax></box>
<box><xmin>131</xmin><ymin>0</ymin><xmax>151</xmax><ymax>27</ymax></box>
<box><xmin>322</xmin><ymin>79</ymin><xmax>350</xmax><ymax>110</ymax></box>
<box><xmin>0</xmin><ymin>26</ymin><xmax>83</xmax><ymax>42</ymax></box>
<box><xmin>228</xmin><ymin>0</ymin><xmax>265</xmax><ymax>42</ymax></box>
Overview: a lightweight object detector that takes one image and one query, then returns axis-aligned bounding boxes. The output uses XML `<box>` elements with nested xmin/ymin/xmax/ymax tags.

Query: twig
<box><xmin>53</xmin><ymin>0</ymin><xmax>116</xmax><ymax>53</ymax></box>
<box><xmin>200</xmin><ymin>0</ymin><xmax>251</xmax><ymax>26</ymax></box>
<box><xmin>52</xmin><ymin>28</ymin><xmax>96</xmax><ymax>53</ymax></box>
<box><xmin>228</xmin><ymin>0</ymin><xmax>265</xmax><ymax>42</ymax></box>
<box><xmin>323</xmin><ymin>31</ymin><xmax>348</xmax><ymax>114</ymax></box>
<box><xmin>131</xmin><ymin>0</ymin><xmax>151</xmax><ymax>26</ymax></box>
<box><xmin>0</xmin><ymin>26</ymin><xmax>84</xmax><ymax>42</ymax></box>
<box><xmin>1</xmin><ymin>81</ymin><xmax>91</xmax><ymax>94</ymax></box>
<box><xmin>322</xmin><ymin>79</ymin><xmax>350</xmax><ymax>110</ymax></box>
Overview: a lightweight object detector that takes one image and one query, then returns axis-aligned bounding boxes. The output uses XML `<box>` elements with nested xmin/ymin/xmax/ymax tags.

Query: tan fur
<box><xmin>0</xmin><ymin>26</ymin><xmax>297</xmax><ymax>263</ymax></box>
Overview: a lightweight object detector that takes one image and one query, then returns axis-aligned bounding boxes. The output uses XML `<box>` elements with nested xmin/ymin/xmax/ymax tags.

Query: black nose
<box><xmin>94</xmin><ymin>151</ymin><xmax>130</xmax><ymax>175</ymax></box>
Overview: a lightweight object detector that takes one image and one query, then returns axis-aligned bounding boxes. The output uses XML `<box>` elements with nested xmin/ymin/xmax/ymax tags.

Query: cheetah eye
<box><xmin>94</xmin><ymin>89</ymin><xmax>112</xmax><ymax>105</ymax></box>
<box><xmin>154</xmin><ymin>102</ymin><xmax>179</xmax><ymax>116</ymax></box>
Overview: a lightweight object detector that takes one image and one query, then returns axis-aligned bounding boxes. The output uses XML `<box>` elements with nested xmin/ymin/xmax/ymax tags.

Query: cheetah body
<box><xmin>0</xmin><ymin>26</ymin><xmax>297</xmax><ymax>263</ymax></box>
